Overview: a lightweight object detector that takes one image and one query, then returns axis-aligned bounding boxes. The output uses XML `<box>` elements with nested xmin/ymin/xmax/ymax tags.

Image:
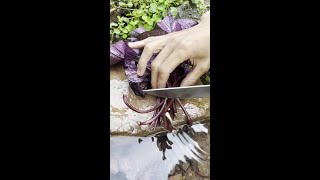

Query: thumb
<box><xmin>180</xmin><ymin>64</ymin><xmax>209</xmax><ymax>87</ymax></box>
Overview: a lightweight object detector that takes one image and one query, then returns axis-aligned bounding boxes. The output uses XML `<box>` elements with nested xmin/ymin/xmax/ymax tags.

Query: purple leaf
<box><xmin>110</xmin><ymin>40</ymin><xmax>140</xmax><ymax>66</ymax></box>
<box><xmin>176</xmin><ymin>19</ymin><xmax>198</xmax><ymax>30</ymax></box>
<box><xmin>123</xmin><ymin>59</ymin><xmax>150</xmax><ymax>83</ymax></box>
<box><xmin>157</xmin><ymin>13</ymin><xmax>182</xmax><ymax>33</ymax></box>
<box><xmin>180</xmin><ymin>61</ymin><xmax>192</xmax><ymax>75</ymax></box>
<box><xmin>131</xmin><ymin>27</ymin><xmax>146</xmax><ymax>38</ymax></box>
<box><xmin>110</xmin><ymin>41</ymin><xmax>126</xmax><ymax>66</ymax></box>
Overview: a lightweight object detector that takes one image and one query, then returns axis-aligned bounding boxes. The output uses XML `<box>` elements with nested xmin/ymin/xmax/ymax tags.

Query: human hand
<box><xmin>128</xmin><ymin>11</ymin><xmax>210</xmax><ymax>89</ymax></box>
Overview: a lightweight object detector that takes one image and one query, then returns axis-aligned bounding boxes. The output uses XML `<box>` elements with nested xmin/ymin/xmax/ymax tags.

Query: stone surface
<box><xmin>169</xmin><ymin>123</ymin><xmax>211</xmax><ymax>180</ymax></box>
<box><xmin>176</xmin><ymin>0</ymin><xmax>210</xmax><ymax>21</ymax></box>
<box><xmin>110</xmin><ymin>64</ymin><xmax>210</xmax><ymax>136</ymax></box>
<box><xmin>169</xmin><ymin>174</ymin><xmax>182</xmax><ymax>180</ymax></box>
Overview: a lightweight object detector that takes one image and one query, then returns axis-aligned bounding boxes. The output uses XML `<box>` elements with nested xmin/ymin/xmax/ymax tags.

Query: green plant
<box><xmin>110</xmin><ymin>0</ymin><xmax>209</xmax><ymax>42</ymax></box>
<box><xmin>191</xmin><ymin>0</ymin><xmax>209</xmax><ymax>15</ymax></box>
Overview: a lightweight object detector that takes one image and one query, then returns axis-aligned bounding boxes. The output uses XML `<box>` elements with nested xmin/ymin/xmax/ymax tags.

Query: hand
<box><xmin>128</xmin><ymin>11</ymin><xmax>210</xmax><ymax>88</ymax></box>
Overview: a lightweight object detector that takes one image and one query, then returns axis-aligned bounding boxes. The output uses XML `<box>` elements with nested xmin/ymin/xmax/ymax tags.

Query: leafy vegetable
<box><xmin>110</xmin><ymin>0</ymin><xmax>209</xmax><ymax>42</ymax></box>
<box><xmin>110</xmin><ymin>12</ymin><xmax>201</xmax><ymax>131</ymax></box>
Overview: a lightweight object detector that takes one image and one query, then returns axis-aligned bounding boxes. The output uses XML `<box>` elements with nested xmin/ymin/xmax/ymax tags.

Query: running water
<box><xmin>110</xmin><ymin>124</ymin><xmax>209</xmax><ymax>180</ymax></box>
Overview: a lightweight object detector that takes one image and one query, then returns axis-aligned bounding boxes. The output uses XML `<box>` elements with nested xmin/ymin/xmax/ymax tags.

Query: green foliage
<box><xmin>191</xmin><ymin>0</ymin><xmax>210</xmax><ymax>15</ymax></box>
<box><xmin>200</xmin><ymin>72</ymin><xmax>210</xmax><ymax>85</ymax></box>
<box><xmin>110</xmin><ymin>0</ymin><xmax>209</xmax><ymax>42</ymax></box>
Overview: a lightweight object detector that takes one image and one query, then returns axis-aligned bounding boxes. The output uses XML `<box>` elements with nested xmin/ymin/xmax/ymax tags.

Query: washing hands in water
<box><xmin>128</xmin><ymin>11</ymin><xmax>210</xmax><ymax>89</ymax></box>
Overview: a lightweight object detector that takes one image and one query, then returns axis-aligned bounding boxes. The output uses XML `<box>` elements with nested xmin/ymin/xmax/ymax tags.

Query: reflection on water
<box><xmin>110</xmin><ymin>124</ymin><xmax>209</xmax><ymax>180</ymax></box>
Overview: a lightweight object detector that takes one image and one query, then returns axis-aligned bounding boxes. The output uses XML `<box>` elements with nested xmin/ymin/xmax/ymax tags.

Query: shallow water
<box><xmin>110</xmin><ymin>124</ymin><xmax>210</xmax><ymax>180</ymax></box>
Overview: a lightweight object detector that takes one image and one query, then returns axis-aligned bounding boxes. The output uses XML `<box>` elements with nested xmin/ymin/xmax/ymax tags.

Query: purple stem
<box><xmin>123</xmin><ymin>94</ymin><xmax>164</xmax><ymax>113</ymax></box>
<box><xmin>139</xmin><ymin>98</ymin><xmax>168</xmax><ymax>125</ymax></box>
<box><xmin>176</xmin><ymin>98</ymin><xmax>192</xmax><ymax>125</ymax></box>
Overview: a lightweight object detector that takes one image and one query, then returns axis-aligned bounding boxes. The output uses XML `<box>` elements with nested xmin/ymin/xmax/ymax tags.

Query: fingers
<box><xmin>180</xmin><ymin>62</ymin><xmax>210</xmax><ymax>87</ymax></box>
<box><xmin>128</xmin><ymin>41</ymin><xmax>145</xmax><ymax>49</ymax></box>
<box><xmin>138</xmin><ymin>38</ymin><xmax>168</xmax><ymax>76</ymax></box>
<box><xmin>150</xmin><ymin>43</ymin><xmax>176</xmax><ymax>88</ymax></box>
<box><xmin>127</xmin><ymin>36</ymin><xmax>154</xmax><ymax>49</ymax></box>
<box><xmin>136</xmin><ymin>43</ymin><xmax>155</xmax><ymax>76</ymax></box>
<box><xmin>156</xmin><ymin>49</ymin><xmax>189</xmax><ymax>88</ymax></box>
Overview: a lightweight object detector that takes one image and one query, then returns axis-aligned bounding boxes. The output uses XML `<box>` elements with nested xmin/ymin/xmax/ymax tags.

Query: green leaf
<box><xmin>170</xmin><ymin>7</ymin><xmax>178</xmax><ymax>17</ymax></box>
<box><xmin>138</xmin><ymin>22</ymin><xmax>144</xmax><ymax>27</ymax></box>
<box><xmin>162</xmin><ymin>11</ymin><xmax>167</xmax><ymax>17</ymax></box>
<box><xmin>149</xmin><ymin>3</ymin><xmax>157</xmax><ymax>12</ymax></box>
<box><xmin>137</xmin><ymin>9</ymin><xmax>144</xmax><ymax>16</ymax></box>
<box><xmin>122</xmin><ymin>34</ymin><xmax>128</xmax><ymax>39</ymax></box>
<box><xmin>117</xmin><ymin>16</ymin><xmax>123</xmax><ymax>23</ymax></box>
<box><xmin>114</xmin><ymin>29</ymin><xmax>121</xmax><ymax>34</ymax></box>
<box><xmin>127</xmin><ymin>2</ymin><xmax>133</xmax><ymax>8</ymax></box>
<box><xmin>119</xmin><ymin>2</ymin><xmax>126</xmax><ymax>7</ymax></box>
<box><xmin>125</xmin><ymin>24</ymin><xmax>134</xmax><ymax>31</ymax></box>
<box><xmin>122</xmin><ymin>17</ymin><xmax>129</xmax><ymax>23</ymax></box>
<box><xmin>132</xmin><ymin>10</ymin><xmax>137</xmax><ymax>16</ymax></box>
<box><xmin>140</xmin><ymin>3</ymin><xmax>146</xmax><ymax>9</ymax></box>
<box><xmin>159</xmin><ymin>0</ymin><xmax>164</xmax><ymax>2</ymax></box>
<box><xmin>142</xmin><ymin>15</ymin><xmax>148</xmax><ymax>20</ymax></box>
<box><xmin>144</xmin><ymin>24</ymin><xmax>153</xmax><ymax>31</ymax></box>
<box><xmin>122</xmin><ymin>29</ymin><xmax>128</xmax><ymax>33</ymax></box>
<box><xmin>146</xmin><ymin>18</ymin><xmax>154</xmax><ymax>25</ymax></box>
<box><xmin>158</xmin><ymin>4</ymin><xmax>166</xmax><ymax>11</ymax></box>
<box><xmin>152</xmin><ymin>14</ymin><xmax>160</xmax><ymax>19</ymax></box>
<box><xmin>152</xmin><ymin>14</ymin><xmax>161</xmax><ymax>22</ymax></box>
<box><xmin>110</xmin><ymin>22</ymin><xmax>118</xmax><ymax>27</ymax></box>
<box><xmin>130</xmin><ymin>20</ymin><xmax>139</xmax><ymax>26</ymax></box>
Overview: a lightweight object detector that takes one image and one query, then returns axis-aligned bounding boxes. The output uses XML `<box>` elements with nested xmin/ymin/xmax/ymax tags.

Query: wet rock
<box><xmin>169</xmin><ymin>167</ymin><xmax>176</xmax><ymax>176</ymax></box>
<box><xmin>184</xmin><ymin>122</ymin><xmax>211</xmax><ymax>179</ymax></box>
<box><xmin>166</xmin><ymin>123</ymin><xmax>210</xmax><ymax>180</ymax></box>
<box><xmin>169</xmin><ymin>174</ymin><xmax>182</xmax><ymax>180</ymax></box>
<box><xmin>180</xmin><ymin>163</ymin><xmax>190</xmax><ymax>172</ymax></box>
<box><xmin>176</xmin><ymin>0</ymin><xmax>210</xmax><ymax>21</ymax></box>
<box><xmin>110</xmin><ymin>64</ymin><xmax>210</xmax><ymax>136</ymax></box>
<box><xmin>176</xmin><ymin>2</ymin><xmax>201</xmax><ymax>21</ymax></box>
